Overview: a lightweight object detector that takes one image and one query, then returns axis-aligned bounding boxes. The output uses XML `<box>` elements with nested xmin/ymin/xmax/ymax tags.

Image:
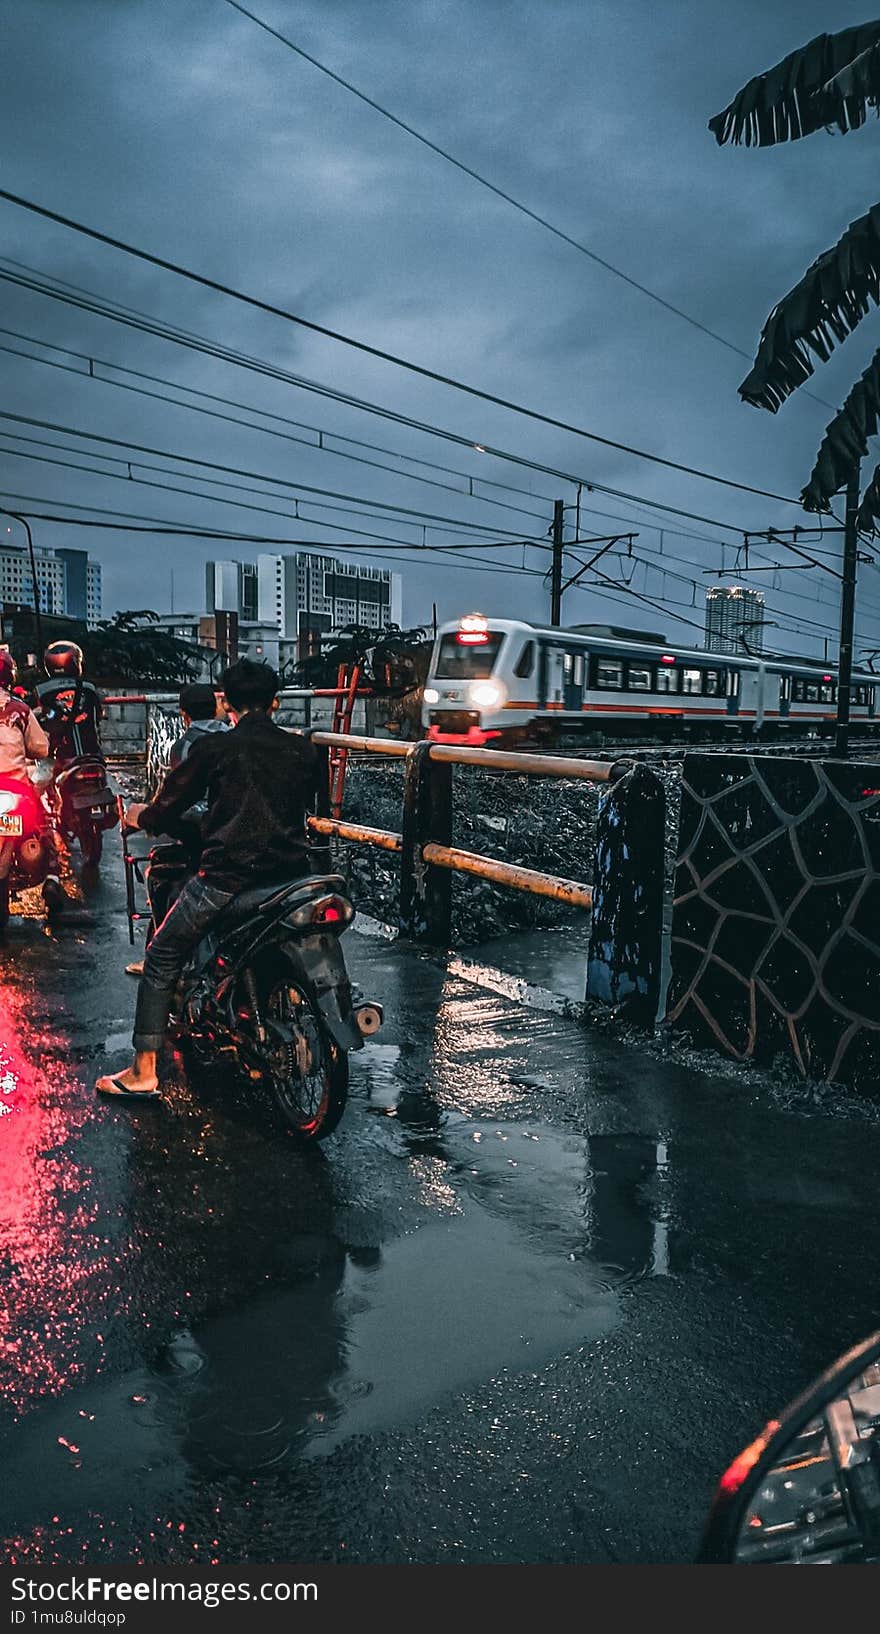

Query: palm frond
<box><xmin>802</xmin><ymin>347</ymin><xmax>880</xmax><ymax>511</ymax></box>
<box><xmin>739</xmin><ymin>202</ymin><xmax>880</xmax><ymax>412</ymax></box>
<box><xmin>710</xmin><ymin>21</ymin><xmax>880</xmax><ymax>146</ymax></box>
<box><xmin>857</xmin><ymin>463</ymin><xmax>880</xmax><ymax>536</ymax></box>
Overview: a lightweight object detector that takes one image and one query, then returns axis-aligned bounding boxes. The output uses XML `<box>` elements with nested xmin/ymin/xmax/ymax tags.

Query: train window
<box><xmin>682</xmin><ymin>668</ymin><xmax>702</xmax><ymax>695</ymax></box>
<box><xmin>819</xmin><ymin>682</ymin><xmax>836</xmax><ymax>704</ymax></box>
<box><xmin>703</xmin><ymin>670</ymin><xmax>722</xmax><ymax>697</ymax></box>
<box><xmin>596</xmin><ymin>657</ymin><xmax>623</xmax><ymax>689</ymax></box>
<box><xmin>627</xmin><ymin>665</ymin><xmax>652</xmax><ymax>691</ymax></box>
<box><xmin>435</xmin><ymin>632</ymin><xmax>503</xmax><ymax>679</ymax></box>
<box><xmin>805</xmin><ymin>682</ymin><xmax>819</xmax><ymax>703</ymax></box>
<box><xmin>727</xmin><ymin>671</ymin><xmax>740</xmax><ymax>697</ymax></box>
<box><xmin>573</xmin><ymin>655</ymin><xmax>584</xmax><ymax>686</ymax></box>
<box><xmin>780</xmin><ymin>675</ymin><xmax>791</xmax><ymax>702</ymax></box>
<box><xmin>655</xmin><ymin>665</ymin><xmax>680</xmax><ymax>694</ymax></box>
<box><xmin>513</xmin><ymin>640</ymin><xmax>535</xmax><ymax>679</ymax></box>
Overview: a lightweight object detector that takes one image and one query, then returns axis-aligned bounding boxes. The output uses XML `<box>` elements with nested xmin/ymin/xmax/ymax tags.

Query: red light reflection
<box><xmin>0</xmin><ymin>983</ymin><xmax>115</xmax><ymax>1418</ymax></box>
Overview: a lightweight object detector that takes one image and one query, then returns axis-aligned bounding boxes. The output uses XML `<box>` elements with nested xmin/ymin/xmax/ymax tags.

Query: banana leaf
<box><xmin>857</xmin><ymin>462</ymin><xmax>880</xmax><ymax>535</ymax></box>
<box><xmin>710</xmin><ymin>21</ymin><xmax>880</xmax><ymax>146</ymax></box>
<box><xmin>739</xmin><ymin>202</ymin><xmax>880</xmax><ymax>411</ymax></box>
<box><xmin>802</xmin><ymin>347</ymin><xmax>880</xmax><ymax>511</ymax></box>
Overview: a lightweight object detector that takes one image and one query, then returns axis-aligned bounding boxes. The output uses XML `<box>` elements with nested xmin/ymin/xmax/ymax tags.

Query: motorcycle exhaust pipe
<box><xmin>19</xmin><ymin>836</ymin><xmax>45</xmax><ymax>873</ymax></box>
<box><xmin>354</xmin><ymin>1002</ymin><xmax>383</xmax><ymax>1037</ymax></box>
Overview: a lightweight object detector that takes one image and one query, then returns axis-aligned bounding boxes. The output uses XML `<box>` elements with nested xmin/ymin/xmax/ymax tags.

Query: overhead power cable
<box><xmin>0</xmin><ymin>491</ymin><xmax>545</xmax><ymax>580</ymax></box>
<box><xmin>0</xmin><ymin>409</ymin><xmax>540</xmax><ymax>540</ymax></box>
<box><xmin>0</xmin><ymin>257</ymin><xmax>788</xmax><ymax>538</ymax></box>
<box><xmin>0</xmin><ymin>326</ymin><xmax>552</xmax><ymax>524</ymax></box>
<box><xmin>221</xmin><ymin>0</ymin><xmax>840</xmax><ymax>415</ymax></box>
<box><xmin>0</xmin><ymin>186</ymin><xmax>801</xmax><ymax>505</ymax></box>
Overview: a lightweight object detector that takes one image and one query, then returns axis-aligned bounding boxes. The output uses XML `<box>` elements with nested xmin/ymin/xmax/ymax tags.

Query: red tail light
<box><xmin>288</xmin><ymin>892</ymin><xmax>354</xmax><ymax>929</ymax></box>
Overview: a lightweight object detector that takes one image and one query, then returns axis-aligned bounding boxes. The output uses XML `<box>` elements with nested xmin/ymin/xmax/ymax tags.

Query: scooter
<box><xmin>0</xmin><ymin>773</ymin><xmax>59</xmax><ymax>925</ymax></box>
<box><xmin>699</xmin><ymin>1330</ymin><xmax>880</xmax><ymax>1563</ymax></box>
<box><xmin>54</xmin><ymin>754</ymin><xmax>118</xmax><ymax>865</ymax></box>
<box><xmin>126</xmin><ymin>833</ymin><xmax>382</xmax><ymax>1140</ymax></box>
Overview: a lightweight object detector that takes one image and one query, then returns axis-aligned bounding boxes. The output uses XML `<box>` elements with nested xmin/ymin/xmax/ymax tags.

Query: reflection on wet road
<box><xmin>2</xmin><ymin>865</ymin><xmax>880</xmax><ymax>1565</ymax></box>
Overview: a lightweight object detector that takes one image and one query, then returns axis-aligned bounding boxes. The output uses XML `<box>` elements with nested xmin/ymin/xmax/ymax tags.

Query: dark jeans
<box><xmin>133</xmin><ymin>873</ymin><xmax>233</xmax><ymax>1053</ymax></box>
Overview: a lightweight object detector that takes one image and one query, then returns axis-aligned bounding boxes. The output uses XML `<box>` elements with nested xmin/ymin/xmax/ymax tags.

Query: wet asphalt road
<box><xmin>2</xmin><ymin>853</ymin><xmax>880</xmax><ymax>1567</ymax></box>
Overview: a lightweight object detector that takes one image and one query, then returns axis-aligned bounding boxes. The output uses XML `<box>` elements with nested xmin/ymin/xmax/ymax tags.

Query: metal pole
<box><xmin>835</xmin><ymin>465</ymin><xmax>860</xmax><ymax>758</ymax></box>
<box><xmin>550</xmin><ymin>498</ymin><xmax>564</xmax><ymax>627</ymax></box>
<box><xmin>8</xmin><ymin>514</ymin><xmax>44</xmax><ymax>660</ymax></box>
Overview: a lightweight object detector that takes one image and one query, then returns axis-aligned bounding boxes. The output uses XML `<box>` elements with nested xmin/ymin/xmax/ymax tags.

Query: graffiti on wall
<box><xmin>666</xmin><ymin>754</ymin><xmax>880</xmax><ymax>1089</ymax></box>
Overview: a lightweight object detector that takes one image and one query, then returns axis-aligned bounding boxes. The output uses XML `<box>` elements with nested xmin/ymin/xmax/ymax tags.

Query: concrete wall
<box><xmin>665</xmin><ymin>753</ymin><xmax>880</xmax><ymax>1090</ymax></box>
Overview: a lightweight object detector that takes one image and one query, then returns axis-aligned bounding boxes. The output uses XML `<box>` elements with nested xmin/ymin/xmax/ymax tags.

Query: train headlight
<box><xmin>470</xmin><ymin>681</ymin><xmax>505</xmax><ymax>709</ymax></box>
<box><xmin>423</xmin><ymin>687</ymin><xmax>440</xmax><ymax>704</ymax></box>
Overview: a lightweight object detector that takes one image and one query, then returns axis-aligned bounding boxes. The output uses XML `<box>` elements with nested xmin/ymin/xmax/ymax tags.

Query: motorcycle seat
<box><xmin>223</xmin><ymin>873</ymin><xmax>347</xmax><ymax>922</ymax></box>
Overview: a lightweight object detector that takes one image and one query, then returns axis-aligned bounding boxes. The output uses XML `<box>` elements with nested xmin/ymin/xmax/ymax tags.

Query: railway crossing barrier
<box><xmin>310</xmin><ymin>732</ymin><xmax>667</xmax><ymax>1024</ymax></box>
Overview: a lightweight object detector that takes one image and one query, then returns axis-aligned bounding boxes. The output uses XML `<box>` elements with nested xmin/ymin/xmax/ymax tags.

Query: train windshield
<box><xmin>434</xmin><ymin>631</ymin><xmax>503</xmax><ymax>679</ymax></box>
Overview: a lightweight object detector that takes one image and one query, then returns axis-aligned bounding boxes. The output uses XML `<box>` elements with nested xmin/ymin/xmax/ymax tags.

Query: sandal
<box><xmin>96</xmin><ymin>1073</ymin><xmax>161</xmax><ymax>1100</ymax></box>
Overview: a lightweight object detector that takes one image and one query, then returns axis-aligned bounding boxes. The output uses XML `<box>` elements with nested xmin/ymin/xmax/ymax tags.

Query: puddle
<box><xmin>0</xmin><ymin>1120</ymin><xmax>673</xmax><ymax>1518</ymax></box>
<box><xmin>463</xmin><ymin>926</ymin><xmax>591</xmax><ymax>1006</ymax></box>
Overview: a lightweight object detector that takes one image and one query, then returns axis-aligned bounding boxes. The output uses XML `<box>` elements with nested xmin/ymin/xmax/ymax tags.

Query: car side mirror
<box><xmin>699</xmin><ymin>1331</ymin><xmax>880</xmax><ymax>1564</ymax></box>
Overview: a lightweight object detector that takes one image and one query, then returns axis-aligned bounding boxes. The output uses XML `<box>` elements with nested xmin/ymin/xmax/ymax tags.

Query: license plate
<box><xmin>0</xmin><ymin>814</ymin><xmax>23</xmax><ymax>837</ymax></box>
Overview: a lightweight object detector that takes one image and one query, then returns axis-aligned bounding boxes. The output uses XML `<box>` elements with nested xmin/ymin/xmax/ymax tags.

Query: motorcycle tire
<box><xmin>79</xmin><ymin>823</ymin><xmax>103</xmax><ymax>866</ymax></box>
<box><xmin>257</xmin><ymin>969</ymin><xmax>349</xmax><ymax>1142</ymax></box>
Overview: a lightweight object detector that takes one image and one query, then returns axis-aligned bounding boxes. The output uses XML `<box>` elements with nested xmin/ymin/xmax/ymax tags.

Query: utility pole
<box><xmin>835</xmin><ymin>463</ymin><xmax>860</xmax><ymax>759</ymax></box>
<box><xmin>550</xmin><ymin>498</ymin><xmax>564</xmax><ymax>627</ymax></box>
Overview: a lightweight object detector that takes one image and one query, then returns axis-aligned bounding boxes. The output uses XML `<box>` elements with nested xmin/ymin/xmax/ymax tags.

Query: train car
<box><xmin>421</xmin><ymin>614</ymin><xmax>878</xmax><ymax>745</ymax></box>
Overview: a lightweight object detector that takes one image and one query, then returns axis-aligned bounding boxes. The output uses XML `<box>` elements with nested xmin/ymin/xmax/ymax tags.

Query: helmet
<box><xmin>44</xmin><ymin>640</ymin><xmax>83</xmax><ymax>679</ymax></box>
<box><xmin>0</xmin><ymin>651</ymin><xmax>16</xmax><ymax>690</ymax></box>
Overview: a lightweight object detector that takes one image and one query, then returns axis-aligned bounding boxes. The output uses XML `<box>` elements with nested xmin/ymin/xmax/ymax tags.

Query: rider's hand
<box><xmin>125</xmin><ymin>802</ymin><xmax>148</xmax><ymax>830</ymax></box>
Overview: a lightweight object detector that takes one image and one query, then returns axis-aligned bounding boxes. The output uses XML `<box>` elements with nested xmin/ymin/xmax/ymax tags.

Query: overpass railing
<box><xmin>309</xmin><ymin>733</ymin><xmax>666</xmax><ymax>1025</ymax></box>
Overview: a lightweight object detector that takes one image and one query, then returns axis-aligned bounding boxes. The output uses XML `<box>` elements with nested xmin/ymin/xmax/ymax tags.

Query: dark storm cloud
<box><xmin>1</xmin><ymin>0</ymin><xmax>879</xmax><ymax>654</ymax></box>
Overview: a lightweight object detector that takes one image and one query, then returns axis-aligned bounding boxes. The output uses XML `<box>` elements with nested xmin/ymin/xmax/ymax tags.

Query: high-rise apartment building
<box><xmin>705</xmin><ymin>585</ymin><xmax>765</xmax><ymax>655</ymax></box>
<box><xmin>0</xmin><ymin>541</ymin><xmax>102</xmax><ymax>624</ymax></box>
<box><xmin>206</xmin><ymin>551</ymin><xmax>403</xmax><ymax>653</ymax></box>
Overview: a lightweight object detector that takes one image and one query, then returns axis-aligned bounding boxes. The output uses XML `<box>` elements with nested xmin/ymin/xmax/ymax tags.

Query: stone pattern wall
<box><xmin>666</xmin><ymin>754</ymin><xmax>880</xmax><ymax>1089</ymax></box>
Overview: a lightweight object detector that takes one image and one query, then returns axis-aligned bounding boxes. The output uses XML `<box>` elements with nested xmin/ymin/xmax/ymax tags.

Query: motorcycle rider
<box><xmin>96</xmin><ymin>658</ymin><xmax>319</xmax><ymax>1101</ymax></box>
<box><xmin>169</xmin><ymin>682</ymin><xmax>230</xmax><ymax>769</ymax></box>
<box><xmin>123</xmin><ymin>682</ymin><xmax>231</xmax><ymax>978</ymax></box>
<box><xmin>35</xmin><ymin>640</ymin><xmax>104</xmax><ymax>766</ymax></box>
<box><xmin>0</xmin><ymin>650</ymin><xmax>65</xmax><ymax>916</ymax></box>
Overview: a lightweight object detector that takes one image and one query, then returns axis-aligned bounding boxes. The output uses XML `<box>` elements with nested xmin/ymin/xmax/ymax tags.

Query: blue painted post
<box><xmin>586</xmin><ymin>762</ymin><xmax>666</xmax><ymax>1026</ymax></box>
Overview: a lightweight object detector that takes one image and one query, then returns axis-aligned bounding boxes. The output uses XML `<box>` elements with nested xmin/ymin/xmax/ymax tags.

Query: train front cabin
<box><xmin>422</xmin><ymin>615</ymin><xmax>878</xmax><ymax>746</ymax></box>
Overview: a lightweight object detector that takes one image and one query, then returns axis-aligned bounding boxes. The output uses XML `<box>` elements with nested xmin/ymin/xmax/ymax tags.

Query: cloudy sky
<box><xmin>2</xmin><ymin>0</ymin><xmax>880</xmax><ymax>660</ymax></box>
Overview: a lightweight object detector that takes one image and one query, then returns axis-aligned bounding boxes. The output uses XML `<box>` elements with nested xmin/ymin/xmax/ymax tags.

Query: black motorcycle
<box><xmin>135</xmin><ymin>840</ymin><xmax>382</xmax><ymax>1140</ymax></box>
<box><xmin>54</xmin><ymin>754</ymin><xmax>118</xmax><ymax>864</ymax></box>
<box><xmin>699</xmin><ymin>1329</ymin><xmax>880</xmax><ymax>1563</ymax></box>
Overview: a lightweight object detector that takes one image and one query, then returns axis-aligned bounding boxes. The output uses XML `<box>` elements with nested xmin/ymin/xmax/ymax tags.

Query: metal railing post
<box><xmin>399</xmin><ymin>743</ymin><xmax>452</xmax><ymax>943</ymax></box>
<box><xmin>586</xmin><ymin>761</ymin><xmax>666</xmax><ymax>1026</ymax></box>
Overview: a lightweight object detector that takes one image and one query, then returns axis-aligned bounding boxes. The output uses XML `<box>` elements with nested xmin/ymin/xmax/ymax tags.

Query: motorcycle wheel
<box><xmin>78</xmin><ymin>823</ymin><xmax>103</xmax><ymax>866</ymax></box>
<box><xmin>260</xmin><ymin>976</ymin><xmax>349</xmax><ymax>1141</ymax></box>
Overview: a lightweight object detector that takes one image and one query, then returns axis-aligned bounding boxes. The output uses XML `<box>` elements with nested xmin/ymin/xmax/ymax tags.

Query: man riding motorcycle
<box><xmin>34</xmin><ymin>640</ymin><xmax>104</xmax><ymax>765</ymax></box>
<box><xmin>96</xmin><ymin>658</ymin><xmax>319</xmax><ymax>1101</ymax></box>
<box><xmin>0</xmin><ymin>650</ymin><xmax>65</xmax><ymax>917</ymax></box>
<box><xmin>123</xmin><ymin>682</ymin><xmax>231</xmax><ymax>979</ymax></box>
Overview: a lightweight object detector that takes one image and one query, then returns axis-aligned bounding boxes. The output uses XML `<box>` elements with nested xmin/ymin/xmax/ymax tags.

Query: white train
<box><xmin>422</xmin><ymin>614</ymin><xmax>879</xmax><ymax>745</ymax></box>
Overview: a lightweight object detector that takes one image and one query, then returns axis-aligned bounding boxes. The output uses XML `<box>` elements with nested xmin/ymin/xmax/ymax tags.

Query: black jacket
<box><xmin>35</xmin><ymin>678</ymin><xmax>103</xmax><ymax>761</ymax></box>
<box><xmin>139</xmin><ymin>711</ymin><xmax>319</xmax><ymax>893</ymax></box>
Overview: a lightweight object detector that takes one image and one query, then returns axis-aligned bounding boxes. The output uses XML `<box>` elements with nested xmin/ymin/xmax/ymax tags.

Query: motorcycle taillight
<box><xmin>288</xmin><ymin>893</ymin><xmax>355</xmax><ymax>930</ymax></box>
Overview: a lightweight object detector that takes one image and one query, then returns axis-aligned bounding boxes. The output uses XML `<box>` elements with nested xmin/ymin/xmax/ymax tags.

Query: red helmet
<box><xmin>0</xmin><ymin>650</ymin><xmax>17</xmax><ymax>691</ymax></box>
<box><xmin>44</xmin><ymin>640</ymin><xmax>83</xmax><ymax>679</ymax></box>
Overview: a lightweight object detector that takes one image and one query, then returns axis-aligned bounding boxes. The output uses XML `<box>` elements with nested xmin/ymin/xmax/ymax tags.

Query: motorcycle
<box><xmin>54</xmin><ymin>754</ymin><xmax>118</xmax><ymax>865</ymax></box>
<box><xmin>699</xmin><ymin>1329</ymin><xmax>880</xmax><ymax>1563</ymax></box>
<box><xmin>0</xmin><ymin>773</ymin><xmax>58</xmax><ymax>924</ymax></box>
<box><xmin>129</xmin><ymin>835</ymin><xmax>382</xmax><ymax>1140</ymax></box>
